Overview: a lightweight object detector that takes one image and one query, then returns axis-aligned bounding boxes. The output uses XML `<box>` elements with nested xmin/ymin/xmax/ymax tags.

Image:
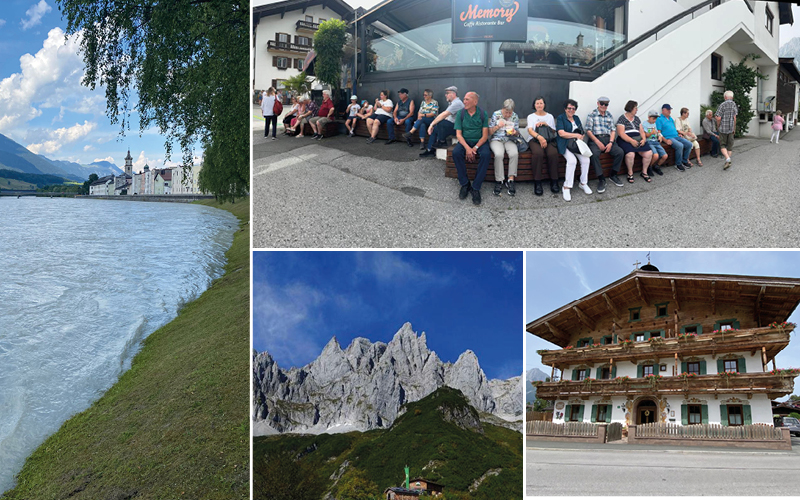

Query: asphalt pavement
<box><xmin>527</xmin><ymin>437</ymin><xmax>800</xmax><ymax>496</ymax></box>
<box><xmin>253</xmin><ymin>122</ymin><xmax>800</xmax><ymax>249</ymax></box>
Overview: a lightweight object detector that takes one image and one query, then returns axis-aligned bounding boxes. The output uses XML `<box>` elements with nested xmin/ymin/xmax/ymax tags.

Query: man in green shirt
<box><xmin>453</xmin><ymin>91</ymin><xmax>490</xmax><ymax>205</ymax></box>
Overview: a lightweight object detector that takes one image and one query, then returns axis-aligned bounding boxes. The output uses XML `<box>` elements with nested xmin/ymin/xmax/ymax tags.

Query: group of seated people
<box><xmin>280</xmin><ymin>90</ymin><xmax>335</xmax><ymax>139</ymax></box>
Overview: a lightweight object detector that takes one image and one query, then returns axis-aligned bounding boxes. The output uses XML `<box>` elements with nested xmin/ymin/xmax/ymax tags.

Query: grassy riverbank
<box><xmin>2</xmin><ymin>198</ymin><xmax>250</xmax><ymax>500</ymax></box>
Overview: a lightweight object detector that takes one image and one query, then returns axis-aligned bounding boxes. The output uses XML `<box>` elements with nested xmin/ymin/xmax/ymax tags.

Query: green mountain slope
<box><xmin>254</xmin><ymin>387</ymin><xmax>522</xmax><ymax>500</ymax></box>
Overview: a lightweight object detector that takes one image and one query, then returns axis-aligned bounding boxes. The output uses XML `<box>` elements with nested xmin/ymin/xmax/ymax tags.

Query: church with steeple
<box><xmin>113</xmin><ymin>149</ymin><xmax>134</xmax><ymax>195</ymax></box>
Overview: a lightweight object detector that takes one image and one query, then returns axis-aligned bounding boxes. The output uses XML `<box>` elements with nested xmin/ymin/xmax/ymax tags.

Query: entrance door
<box><xmin>637</xmin><ymin>400</ymin><xmax>657</xmax><ymax>424</ymax></box>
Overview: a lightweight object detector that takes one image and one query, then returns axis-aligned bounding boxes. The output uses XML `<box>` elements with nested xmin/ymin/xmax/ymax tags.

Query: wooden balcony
<box><xmin>538</xmin><ymin>325</ymin><xmax>793</xmax><ymax>367</ymax></box>
<box><xmin>534</xmin><ymin>371</ymin><xmax>797</xmax><ymax>400</ymax></box>
<box><xmin>267</xmin><ymin>40</ymin><xmax>311</xmax><ymax>53</ymax></box>
<box><xmin>296</xmin><ymin>20</ymin><xmax>320</xmax><ymax>32</ymax></box>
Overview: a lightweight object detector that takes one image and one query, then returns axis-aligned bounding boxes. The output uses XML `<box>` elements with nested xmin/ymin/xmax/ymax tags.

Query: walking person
<box><xmin>715</xmin><ymin>90</ymin><xmax>738</xmax><ymax>169</ymax></box>
<box><xmin>260</xmin><ymin>87</ymin><xmax>279</xmax><ymax>140</ymax></box>
<box><xmin>526</xmin><ymin>96</ymin><xmax>560</xmax><ymax>195</ymax></box>
<box><xmin>771</xmin><ymin>110</ymin><xmax>784</xmax><ymax>144</ymax></box>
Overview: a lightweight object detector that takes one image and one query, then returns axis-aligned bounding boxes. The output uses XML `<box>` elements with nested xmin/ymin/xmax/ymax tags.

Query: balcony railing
<box><xmin>296</xmin><ymin>20</ymin><xmax>320</xmax><ymax>32</ymax></box>
<box><xmin>538</xmin><ymin>325</ymin><xmax>793</xmax><ymax>366</ymax></box>
<box><xmin>533</xmin><ymin>371</ymin><xmax>797</xmax><ymax>400</ymax></box>
<box><xmin>267</xmin><ymin>40</ymin><xmax>311</xmax><ymax>53</ymax></box>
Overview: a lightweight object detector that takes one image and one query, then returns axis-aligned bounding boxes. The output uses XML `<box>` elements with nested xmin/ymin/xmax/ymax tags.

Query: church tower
<box><xmin>124</xmin><ymin>149</ymin><xmax>133</xmax><ymax>177</ymax></box>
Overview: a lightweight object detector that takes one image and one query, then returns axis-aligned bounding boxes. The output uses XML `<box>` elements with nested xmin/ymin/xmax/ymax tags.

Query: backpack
<box><xmin>273</xmin><ymin>98</ymin><xmax>283</xmax><ymax>115</ymax></box>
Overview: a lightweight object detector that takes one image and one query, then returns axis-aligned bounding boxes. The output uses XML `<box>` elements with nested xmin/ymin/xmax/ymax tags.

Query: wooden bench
<box><xmin>301</xmin><ymin>121</ymin><xmax>339</xmax><ymax>138</ymax></box>
<box><xmin>445</xmin><ymin>139</ymin><xmax>712</xmax><ymax>182</ymax></box>
<box><xmin>354</xmin><ymin>119</ymin><xmax>412</xmax><ymax>140</ymax></box>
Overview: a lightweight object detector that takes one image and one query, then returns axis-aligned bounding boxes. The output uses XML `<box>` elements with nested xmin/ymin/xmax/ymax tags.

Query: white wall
<box><xmin>253</xmin><ymin>5</ymin><xmax>344</xmax><ymax>91</ymax></box>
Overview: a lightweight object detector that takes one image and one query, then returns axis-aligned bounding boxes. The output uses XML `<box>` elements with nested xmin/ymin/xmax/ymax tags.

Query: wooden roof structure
<box><xmin>527</xmin><ymin>269</ymin><xmax>800</xmax><ymax>348</ymax></box>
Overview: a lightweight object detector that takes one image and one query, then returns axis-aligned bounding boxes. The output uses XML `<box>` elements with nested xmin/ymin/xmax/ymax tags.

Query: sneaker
<box><xmin>596</xmin><ymin>178</ymin><xmax>606</xmax><ymax>193</ymax></box>
<box><xmin>652</xmin><ymin>165</ymin><xmax>663</xmax><ymax>176</ymax></box>
<box><xmin>609</xmin><ymin>175</ymin><xmax>624</xmax><ymax>187</ymax></box>
<box><xmin>385</xmin><ymin>139</ymin><xmax>396</xmax><ymax>145</ymax></box>
<box><xmin>459</xmin><ymin>182</ymin><xmax>471</xmax><ymax>200</ymax></box>
<box><xmin>403</xmin><ymin>133</ymin><xmax>414</xmax><ymax>147</ymax></box>
<box><xmin>420</xmin><ymin>144</ymin><xmax>427</xmax><ymax>150</ymax></box>
<box><xmin>562</xmin><ymin>187</ymin><xmax>571</xmax><ymax>202</ymax></box>
<box><xmin>507</xmin><ymin>179</ymin><xmax>516</xmax><ymax>196</ymax></box>
<box><xmin>493</xmin><ymin>181</ymin><xmax>503</xmax><ymax>196</ymax></box>
<box><xmin>674</xmin><ymin>163</ymin><xmax>685</xmax><ymax>172</ymax></box>
<box><xmin>723</xmin><ymin>158</ymin><xmax>731</xmax><ymax>170</ymax></box>
<box><xmin>419</xmin><ymin>149</ymin><xmax>435</xmax><ymax>157</ymax></box>
<box><xmin>315</xmin><ymin>135</ymin><xmax>323</xmax><ymax>141</ymax></box>
<box><xmin>349</xmin><ymin>130</ymin><xmax>355</xmax><ymax>137</ymax></box>
<box><xmin>472</xmin><ymin>188</ymin><xmax>481</xmax><ymax>205</ymax></box>
<box><xmin>580</xmin><ymin>183</ymin><xmax>592</xmax><ymax>195</ymax></box>
<box><xmin>271</xmin><ymin>137</ymin><xmax>277</xmax><ymax>141</ymax></box>
<box><xmin>366</xmin><ymin>137</ymin><xmax>375</xmax><ymax>144</ymax></box>
<box><xmin>312</xmin><ymin>134</ymin><xmax>320</xmax><ymax>139</ymax></box>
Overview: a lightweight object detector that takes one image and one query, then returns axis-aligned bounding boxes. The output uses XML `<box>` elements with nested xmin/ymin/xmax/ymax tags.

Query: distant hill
<box><xmin>254</xmin><ymin>386</ymin><xmax>522</xmax><ymax>499</ymax></box>
<box><xmin>0</xmin><ymin>133</ymin><xmax>122</xmax><ymax>181</ymax></box>
<box><xmin>0</xmin><ymin>169</ymin><xmax>73</xmax><ymax>188</ymax></box>
<box><xmin>780</xmin><ymin>37</ymin><xmax>800</xmax><ymax>60</ymax></box>
<box><xmin>526</xmin><ymin>368</ymin><xmax>549</xmax><ymax>404</ymax></box>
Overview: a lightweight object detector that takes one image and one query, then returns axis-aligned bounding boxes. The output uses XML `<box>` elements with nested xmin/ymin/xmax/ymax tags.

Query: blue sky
<box><xmin>253</xmin><ymin>251</ymin><xmax>524</xmax><ymax>380</ymax></box>
<box><xmin>0</xmin><ymin>0</ymin><xmax>194</xmax><ymax>172</ymax></box>
<box><xmin>525</xmin><ymin>251</ymin><xmax>800</xmax><ymax>383</ymax></box>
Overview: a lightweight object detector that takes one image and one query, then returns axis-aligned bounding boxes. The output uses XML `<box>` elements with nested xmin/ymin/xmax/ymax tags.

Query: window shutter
<box><xmin>577</xmin><ymin>405</ymin><xmax>585</xmax><ymax>421</ymax></box>
<box><xmin>644</xmin><ymin>332</ymin><xmax>651</xmax><ymax>340</ymax></box>
<box><xmin>717</xmin><ymin>358</ymin><xmax>725</xmax><ymax>374</ymax></box>
<box><xmin>275</xmin><ymin>33</ymin><xmax>280</xmax><ymax>41</ymax></box>
<box><xmin>733</xmin><ymin>320</ymin><xmax>740</xmax><ymax>329</ymax></box>
<box><xmin>595</xmin><ymin>367</ymin><xmax>602</xmax><ymax>379</ymax></box>
<box><xmin>605</xmin><ymin>405</ymin><xmax>612</xmax><ymax>423</ymax></box>
<box><xmin>701</xmin><ymin>405</ymin><xmax>709</xmax><ymax>424</ymax></box>
<box><xmin>681</xmin><ymin>405</ymin><xmax>688</xmax><ymax>425</ymax></box>
<box><xmin>613</xmin><ymin>333</ymin><xmax>617</xmax><ymax>344</ymax></box>
<box><xmin>681</xmin><ymin>362</ymin><xmax>687</xmax><ymax>374</ymax></box>
<box><xmin>611</xmin><ymin>366</ymin><xmax>617</xmax><ymax>378</ymax></box>
<box><xmin>565</xmin><ymin>404</ymin><xmax>571</xmax><ymax>421</ymax></box>
<box><xmin>273</xmin><ymin>56</ymin><xmax>277</xmax><ymax>67</ymax></box>
<box><xmin>700</xmin><ymin>360</ymin><xmax>707</xmax><ymax>375</ymax></box>
<box><xmin>720</xmin><ymin>405</ymin><xmax>728</xmax><ymax>426</ymax></box>
<box><xmin>591</xmin><ymin>405</ymin><xmax>598</xmax><ymax>423</ymax></box>
<box><xmin>572</xmin><ymin>369</ymin><xmax>579</xmax><ymax>381</ymax></box>
<box><xmin>637</xmin><ymin>364</ymin><xmax>643</xmax><ymax>378</ymax></box>
<box><xmin>738</xmin><ymin>357</ymin><xmax>747</xmax><ymax>373</ymax></box>
<box><xmin>743</xmin><ymin>405</ymin><xmax>752</xmax><ymax>425</ymax></box>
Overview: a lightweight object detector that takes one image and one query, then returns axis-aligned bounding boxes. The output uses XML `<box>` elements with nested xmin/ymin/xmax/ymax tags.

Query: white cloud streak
<box><xmin>27</xmin><ymin>120</ymin><xmax>97</xmax><ymax>154</ymax></box>
<box><xmin>21</xmin><ymin>0</ymin><xmax>52</xmax><ymax>30</ymax></box>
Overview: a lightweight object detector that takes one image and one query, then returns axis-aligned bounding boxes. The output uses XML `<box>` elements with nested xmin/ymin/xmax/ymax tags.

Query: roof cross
<box><xmin>633</xmin><ymin>260</ymin><xmax>641</xmax><ymax>270</ymax></box>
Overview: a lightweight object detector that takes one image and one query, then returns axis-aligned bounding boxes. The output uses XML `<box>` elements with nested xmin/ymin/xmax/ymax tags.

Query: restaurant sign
<box><xmin>452</xmin><ymin>0</ymin><xmax>527</xmax><ymax>43</ymax></box>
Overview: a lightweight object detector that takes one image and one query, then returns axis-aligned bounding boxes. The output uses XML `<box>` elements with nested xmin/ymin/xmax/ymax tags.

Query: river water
<box><xmin>0</xmin><ymin>197</ymin><xmax>237</xmax><ymax>493</ymax></box>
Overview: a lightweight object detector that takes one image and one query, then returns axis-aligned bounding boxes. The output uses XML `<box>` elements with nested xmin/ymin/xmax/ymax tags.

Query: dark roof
<box><xmin>779</xmin><ymin>57</ymin><xmax>800</xmax><ymax>83</ymax></box>
<box><xmin>409</xmin><ymin>478</ymin><xmax>444</xmax><ymax>488</ymax></box>
<box><xmin>253</xmin><ymin>0</ymin><xmax>356</xmax><ymax>24</ymax></box>
<box><xmin>384</xmin><ymin>487</ymin><xmax>420</xmax><ymax>496</ymax></box>
<box><xmin>778</xmin><ymin>2</ymin><xmax>798</xmax><ymax>25</ymax></box>
<box><xmin>90</xmin><ymin>175</ymin><xmax>115</xmax><ymax>186</ymax></box>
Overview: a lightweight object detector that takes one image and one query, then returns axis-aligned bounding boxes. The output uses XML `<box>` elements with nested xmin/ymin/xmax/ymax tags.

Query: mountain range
<box><xmin>780</xmin><ymin>37</ymin><xmax>800</xmax><ymax>60</ymax></box>
<box><xmin>526</xmin><ymin>367</ymin><xmax>548</xmax><ymax>404</ymax></box>
<box><xmin>252</xmin><ymin>322</ymin><xmax>523</xmax><ymax>435</ymax></box>
<box><xmin>0</xmin><ymin>132</ymin><xmax>122</xmax><ymax>182</ymax></box>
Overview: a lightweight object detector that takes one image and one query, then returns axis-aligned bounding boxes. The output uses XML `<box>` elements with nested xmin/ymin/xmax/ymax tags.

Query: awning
<box><xmin>302</xmin><ymin>50</ymin><xmax>316</xmax><ymax>74</ymax></box>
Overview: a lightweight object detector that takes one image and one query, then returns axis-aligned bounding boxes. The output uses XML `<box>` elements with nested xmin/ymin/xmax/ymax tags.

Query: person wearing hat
<box><xmin>655</xmin><ymin>104</ymin><xmax>692</xmax><ymax>171</ymax></box>
<box><xmin>642</xmin><ymin>109</ymin><xmax>667</xmax><ymax>175</ymax></box>
<box><xmin>386</xmin><ymin>88</ymin><xmax>415</xmax><ymax>145</ymax></box>
<box><xmin>345</xmin><ymin>95</ymin><xmax>361</xmax><ymax>137</ymax></box>
<box><xmin>585</xmin><ymin>96</ymin><xmax>625</xmax><ymax>193</ymax></box>
<box><xmin>420</xmin><ymin>86</ymin><xmax>464</xmax><ymax>157</ymax></box>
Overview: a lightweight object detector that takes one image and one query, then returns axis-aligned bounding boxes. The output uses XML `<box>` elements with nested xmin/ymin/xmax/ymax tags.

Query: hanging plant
<box><xmin>677</xmin><ymin>333</ymin><xmax>698</xmax><ymax>341</ymax></box>
<box><xmin>644</xmin><ymin>374</ymin><xmax>662</xmax><ymax>389</ymax></box>
<box><xmin>619</xmin><ymin>339</ymin><xmax>633</xmax><ymax>348</ymax></box>
<box><xmin>613</xmin><ymin>376</ymin><xmax>630</xmax><ymax>384</ymax></box>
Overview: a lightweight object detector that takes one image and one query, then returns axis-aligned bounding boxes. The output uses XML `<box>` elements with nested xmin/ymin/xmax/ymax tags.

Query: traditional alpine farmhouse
<box><xmin>527</xmin><ymin>265</ymin><xmax>800</xmax><ymax>435</ymax></box>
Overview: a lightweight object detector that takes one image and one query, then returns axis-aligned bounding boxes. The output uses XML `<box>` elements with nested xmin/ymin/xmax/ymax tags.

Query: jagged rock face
<box><xmin>252</xmin><ymin>323</ymin><xmax>522</xmax><ymax>434</ymax></box>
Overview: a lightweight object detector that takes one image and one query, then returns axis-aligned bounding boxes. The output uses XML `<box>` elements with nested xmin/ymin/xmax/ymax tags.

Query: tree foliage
<box><xmin>313</xmin><ymin>19</ymin><xmax>347</xmax><ymax>93</ymax></box>
<box><xmin>283</xmin><ymin>71</ymin><xmax>313</xmax><ymax>97</ymax></box>
<box><xmin>56</xmin><ymin>0</ymin><xmax>248</xmax><ymax>202</ymax></box>
<box><xmin>254</xmin><ymin>452</ymin><xmax>326</xmax><ymax>500</ymax></box>
<box><xmin>333</xmin><ymin>468</ymin><xmax>381</xmax><ymax>500</ymax></box>
<box><xmin>709</xmin><ymin>54</ymin><xmax>766</xmax><ymax>137</ymax></box>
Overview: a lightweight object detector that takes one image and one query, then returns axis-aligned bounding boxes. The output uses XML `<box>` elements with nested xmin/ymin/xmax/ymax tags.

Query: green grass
<box><xmin>254</xmin><ymin>387</ymin><xmax>522</xmax><ymax>499</ymax></box>
<box><xmin>0</xmin><ymin>177</ymin><xmax>36</xmax><ymax>190</ymax></box>
<box><xmin>2</xmin><ymin>198</ymin><xmax>250</xmax><ymax>500</ymax></box>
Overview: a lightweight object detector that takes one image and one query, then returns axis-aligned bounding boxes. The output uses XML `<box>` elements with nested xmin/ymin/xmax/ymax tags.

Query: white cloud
<box><xmin>83</xmin><ymin>145</ymin><xmax>94</xmax><ymax>152</ymax></box>
<box><xmin>21</xmin><ymin>0</ymin><xmax>52</xmax><ymax>30</ymax></box>
<box><xmin>92</xmin><ymin>156</ymin><xmax>114</xmax><ymax>163</ymax></box>
<box><xmin>27</xmin><ymin>120</ymin><xmax>97</xmax><ymax>154</ymax></box>
<box><xmin>0</xmin><ymin>19</ymin><xmax>7</xmax><ymax>28</ymax></box>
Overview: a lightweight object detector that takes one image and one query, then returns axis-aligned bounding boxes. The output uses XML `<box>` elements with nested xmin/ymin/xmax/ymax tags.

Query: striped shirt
<box><xmin>585</xmin><ymin>109</ymin><xmax>616</xmax><ymax>136</ymax></box>
<box><xmin>715</xmin><ymin>100</ymin><xmax>738</xmax><ymax>134</ymax></box>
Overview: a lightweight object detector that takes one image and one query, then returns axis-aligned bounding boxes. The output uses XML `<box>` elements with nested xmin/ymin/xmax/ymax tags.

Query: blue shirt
<box><xmin>656</xmin><ymin>115</ymin><xmax>678</xmax><ymax>139</ymax></box>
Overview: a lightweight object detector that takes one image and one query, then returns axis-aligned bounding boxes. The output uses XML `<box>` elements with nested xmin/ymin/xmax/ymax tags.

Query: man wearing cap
<box><xmin>585</xmin><ymin>96</ymin><xmax>625</xmax><ymax>192</ymax></box>
<box><xmin>420</xmin><ymin>86</ymin><xmax>464</xmax><ymax>157</ymax></box>
<box><xmin>715</xmin><ymin>90</ymin><xmax>738</xmax><ymax>169</ymax></box>
<box><xmin>656</xmin><ymin>104</ymin><xmax>692</xmax><ymax>171</ymax></box>
<box><xmin>451</xmin><ymin>91</ymin><xmax>490</xmax><ymax>205</ymax></box>
<box><xmin>386</xmin><ymin>88</ymin><xmax>415</xmax><ymax>145</ymax></box>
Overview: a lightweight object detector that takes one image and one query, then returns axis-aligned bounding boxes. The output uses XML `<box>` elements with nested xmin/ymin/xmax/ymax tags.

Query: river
<box><xmin>0</xmin><ymin>197</ymin><xmax>237</xmax><ymax>493</ymax></box>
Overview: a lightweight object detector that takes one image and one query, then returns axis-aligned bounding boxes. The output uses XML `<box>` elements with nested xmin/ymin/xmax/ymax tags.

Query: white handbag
<box><xmin>576</xmin><ymin>139</ymin><xmax>593</xmax><ymax>157</ymax></box>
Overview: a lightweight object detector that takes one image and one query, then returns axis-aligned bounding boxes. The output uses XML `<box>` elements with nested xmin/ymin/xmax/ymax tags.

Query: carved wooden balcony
<box><xmin>267</xmin><ymin>40</ymin><xmax>311</xmax><ymax>53</ymax></box>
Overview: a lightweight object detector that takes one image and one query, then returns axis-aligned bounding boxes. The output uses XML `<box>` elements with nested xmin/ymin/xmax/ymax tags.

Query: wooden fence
<box><xmin>526</xmin><ymin>411</ymin><xmax>553</xmax><ymax>422</ymax></box>
<box><xmin>527</xmin><ymin>421</ymin><xmax>598</xmax><ymax>437</ymax></box>
<box><xmin>636</xmin><ymin>422</ymin><xmax>783</xmax><ymax>440</ymax></box>
<box><xmin>606</xmin><ymin>422</ymin><xmax>623</xmax><ymax>442</ymax></box>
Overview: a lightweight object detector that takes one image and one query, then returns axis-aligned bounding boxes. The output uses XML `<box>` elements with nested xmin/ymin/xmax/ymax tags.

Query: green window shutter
<box><xmin>596</xmin><ymin>367</ymin><xmax>602</xmax><ymax>379</ymax></box>
<box><xmin>572</xmin><ymin>369</ymin><xmax>579</xmax><ymax>381</ymax></box>
<box><xmin>605</xmin><ymin>405</ymin><xmax>612</xmax><ymax>423</ymax></box>
<box><xmin>681</xmin><ymin>405</ymin><xmax>688</xmax><ymax>425</ymax></box>
<box><xmin>637</xmin><ymin>365</ymin><xmax>643</xmax><ymax>378</ymax></box>
<box><xmin>733</xmin><ymin>320</ymin><xmax>740</xmax><ymax>329</ymax></box>
<box><xmin>613</xmin><ymin>334</ymin><xmax>617</xmax><ymax>344</ymax></box>
<box><xmin>717</xmin><ymin>358</ymin><xmax>725</xmax><ymax>374</ymax></box>
<box><xmin>697</xmin><ymin>325</ymin><xmax>703</xmax><ymax>335</ymax></box>
<box><xmin>565</xmin><ymin>405</ymin><xmax>571</xmax><ymax>420</ymax></box>
<box><xmin>738</xmin><ymin>357</ymin><xmax>747</xmax><ymax>374</ymax></box>
<box><xmin>701</xmin><ymin>405</ymin><xmax>709</xmax><ymax>424</ymax></box>
<box><xmin>644</xmin><ymin>332</ymin><xmax>651</xmax><ymax>340</ymax></box>
<box><xmin>577</xmin><ymin>405</ymin><xmax>585</xmax><ymax>421</ymax></box>
<box><xmin>681</xmin><ymin>362</ymin><xmax>687</xmax><ymax>374</ymax></box>
<box><xmin>743</xmin><ymin>405</ymin><xmax>752</xmax><ymax>425</ymax></box>
<box><xmin>591</xmin><ymin>405</ymin><xmax>598</xmax><ymax>423</ymax></box>
<box><xmin>699</xmin><ymin>360</ymin><xmax>707</xmax><ymax>375</ymax></box>
<box><xmin>720</xmin><ymin>405</ymin><xmax>728</xmax><ymax>426</ymax></box>
<box><xmin>611</xmin><ymin>366</ymin><xmax>617</xmax><ymax>378</ymax></box>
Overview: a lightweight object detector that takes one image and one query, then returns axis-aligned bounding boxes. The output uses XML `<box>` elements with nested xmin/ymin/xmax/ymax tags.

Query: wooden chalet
<box><xmin>408</xmin><ymin>478</ymin><xmax>444</xmax><ymax>496</ymax></box>
<box><xmin>527</xmin><ymin>266</ymin><xmax>800</xmax><ymax>429</ymax></box>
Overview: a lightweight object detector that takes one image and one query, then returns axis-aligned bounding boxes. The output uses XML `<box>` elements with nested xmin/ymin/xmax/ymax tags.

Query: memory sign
<box><xmin>452</xmin><ymin>0</ymin><xmax>527</xmax><ymax>43</ymax></box>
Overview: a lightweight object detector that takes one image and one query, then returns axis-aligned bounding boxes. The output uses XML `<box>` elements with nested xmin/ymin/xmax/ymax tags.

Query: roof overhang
<box><xmin>526</xmin><ymin>270</ymin><xmax>800</xmax><ymax>348</ymax></box>
<box><xmin>254</xmin><ymin>0</ymin><xmax>356</xmax><ymax>24</ymax></box>
<box><xmin>780</xmin><ymin>57</ymin><xmax>800</xmax><ymax>82</ymax></box>
<box><xmin>778</xmin><ymin>2</ymin><xmax>798</xmax><ymax>25</ymax></box>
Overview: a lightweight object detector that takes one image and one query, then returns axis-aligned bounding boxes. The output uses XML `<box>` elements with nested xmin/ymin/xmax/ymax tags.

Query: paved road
<box><xmin>253</xmin><ymin>127</ymin><xmax>800</xmax><ymax>248</ymax></box>
<box><xmin>526</xmin><ymin>438</ymin><xmax>800</xmax><ymax>496</ymax></box>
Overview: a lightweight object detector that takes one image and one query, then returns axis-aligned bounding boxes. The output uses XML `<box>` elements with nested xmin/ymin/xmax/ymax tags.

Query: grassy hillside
<box><xmin>2</xmin><ymin>198</ymin><xmax>250</xmax><ymax>500</ymax></box>
<box><xmin>0</xmin><ymin>177</ymin><xmax>37</xmax><ymax>190</ymax></box>
<box><xmin>254</xmin><ymin>387</ymin><xmax>522</xmax><ymax>500</ymax></box>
